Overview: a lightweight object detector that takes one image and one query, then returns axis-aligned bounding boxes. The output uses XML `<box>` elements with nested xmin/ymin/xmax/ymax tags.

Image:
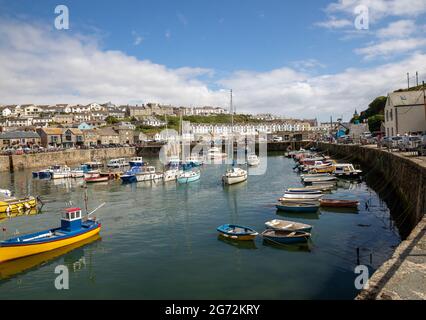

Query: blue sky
<box><xmin>1</xmin><ymin>0</ymin><xmax>426</xmax><ymax>121</ymax></box>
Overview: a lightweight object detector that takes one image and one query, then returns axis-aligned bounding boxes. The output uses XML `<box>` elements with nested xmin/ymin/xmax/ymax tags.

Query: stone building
<box><xmin>384</xmin><ymin>90</ymin><xmax>426</xmax><ymax>136</ymax></box>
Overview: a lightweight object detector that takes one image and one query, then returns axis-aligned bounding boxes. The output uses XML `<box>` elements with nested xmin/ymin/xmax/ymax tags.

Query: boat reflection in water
<box><xmin>217</xmin><ymin>235</ymin><xmax>258</xmax><ymax>250</ymax></box>
<box><xmin>0</xmin><ymin>208</ymin><xmax>42</xmax><ymax>221</ymax></box>
<box><xmin>262</xmin><ymin>239</ymin><xmax>312</xmax><ymax>253</ymax></box>
<box><xmin>0</xmin><ymin>234</ymin><xmax>101</xmax><ymax>280</ymax></box>
<box><xmin>319</xmin><ymin>207</ymin><xmax>359</xmax><ymax>214</ymax></box>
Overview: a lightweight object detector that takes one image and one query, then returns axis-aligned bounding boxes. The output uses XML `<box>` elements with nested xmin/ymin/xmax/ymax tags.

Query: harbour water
<box><xmin>0</xmin><ymin>154</ymin><xmax>401</xmax><ymax>299</ymax></box>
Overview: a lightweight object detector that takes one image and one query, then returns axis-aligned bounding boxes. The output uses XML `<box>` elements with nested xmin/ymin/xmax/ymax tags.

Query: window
<box><xmin>70</xmin><ymin>212</ymin><xmax>75</xmax><ymax>220</ymax></box>
<box><xmin>390</xmin><ymin>109</ymin><xmax>393</xmax><ymax>121</ymax></box>
<box><xmin>386</xmin><ymin>110</ymin><xmax>389</xmax><ymax>122</ymax></box>
<box><xmin>391</xmin><ymin>128</ymin><xmax>394</xmax><ymax>136</ymax></box>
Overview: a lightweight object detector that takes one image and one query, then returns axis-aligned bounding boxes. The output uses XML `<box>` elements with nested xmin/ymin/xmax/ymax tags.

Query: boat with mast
<box><xmin>222</xmin><ymin>89</ymin><xmax>248</xmax><ymax>185</ymax></box>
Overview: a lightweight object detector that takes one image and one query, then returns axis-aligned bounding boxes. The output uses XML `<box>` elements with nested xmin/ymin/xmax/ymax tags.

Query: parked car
<box><xmin>399</xmin><ymin>136</ymin><xmax>421</xmax><ymax>152</ymax></box>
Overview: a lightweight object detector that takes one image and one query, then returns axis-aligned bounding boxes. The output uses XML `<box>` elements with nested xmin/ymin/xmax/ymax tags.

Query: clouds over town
<box><xmin>0</xmin><ymin>8</ymin><xmax>425</xmax><ymax>121</ymax></box>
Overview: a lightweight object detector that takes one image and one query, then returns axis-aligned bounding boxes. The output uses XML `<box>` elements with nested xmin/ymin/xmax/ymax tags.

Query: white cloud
<box><xmin>219</xmin><ymin>53</ymin><xmax>426</xmax><ymax>120</ymax></box>
<box><xmin>327</xmin><ymin>0</ymin><xmax>426</xmax><ymax>22</ymax></box>
<box><xmin>376</xmin><ymin>19</ymin><xmax>417</xmax><ymax>38</ymax></box>
<box><xmin>355</xmin><ymin>38</ymin><xmax>426</xmax><ymax>59</ymax></box>
<box><xmin>316</xmin><ymin>17</ymin><xmax>353</xmax><ymax>29</ymax></box>
<box><xmin>0</xmin><ymin>20</ymin><xmax>226</xmax><ymax>107</ymax></box>
<box><xmin>1</xmin><ymin>19</ymin><xmax>426</xmax><ymax>121</ymax></box>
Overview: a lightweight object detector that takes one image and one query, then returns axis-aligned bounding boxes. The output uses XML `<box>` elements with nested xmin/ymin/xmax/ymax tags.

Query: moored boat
<box><xmin>282</xmin><ymin>192</ymin><xmax>323</xmax><ymax>200</ymax></box>
<box><xmin>129</xmin><ymin>157</ymin><xmax>144</xmax><ymax>167</ymax></box>
<box><xmin>247</xmin><ymin>154</ymin><xmax>260</xmax><ymax>166</ymax></box>
<box><xmin>333</xmin><ymin>163</ymin><xmax>362</xmax><ymax>178</ymax></box>
<box><xmin>0</xmin><ymin>207</ymin><xmax>101</xmax><ymax>263</ymax></box>
<box><xmin>276</xmin><ymin>202</ymin><xmax>320</xmax><ymax>213</ymax></box>
<box><xmin>163</xmin><ymin>168</ymin><xmax>183</xmax><ymax>182</ymax></box>
<box><xmin>319</xmin><ymin>199</ymin><xmax>360</xmax><ymax>208</ymax></box>
<box><xmin>107</xmin><ymin>158</ymin><xmax>128</xmax><ymax>168</ymax></box>
<box><xmin>265</xmin><ymin>219</ymin><xmax>312</xmax><ymax>233</ymax></box>
<box><xmin>302</xmin><ymin>176</ymin><xmax>337</xmax><ymax>184</ymax></box>
<box><xmin>84</xmin><ymin>176</ymin><xmax>109</xmax><ymax>183</ymax></box>
<box><xmin>51</xmin><ymin>166</ymin><xmax>72</xmax><ymax>179</ymax></box>
<box><xmin>261</xmin><ymin>229</ymin><xmax>311</xmax><ymax>244</ymax></box>
<box><xmin>177</xmin><ymin>170</ymin><xmax>201</xmax><ymax>184</ymax></box>
<box><xmin>222</xmin><ymin>167</ymin><xmax>248</xmax><ymax>185</ymax></box>
<box><xmin>217</xmin><ymin>224</ymin><xmax>258</xmax><ymax>241</ymax></box>
<box><xmin>0</xmin><ymin>196</ymin><xmax>38</xmax><ymax>215</ymax></box>
<box><xmin>0</xmin><ymin>189</ymin><xmax>12</xmax><ymax>197</ymax></box>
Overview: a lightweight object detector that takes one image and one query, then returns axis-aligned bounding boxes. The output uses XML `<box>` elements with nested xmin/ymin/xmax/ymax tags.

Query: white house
<box><xmin>384</xmin><ymin>90</ymin><xmax>426</xmax><ymax>136</ymax></box>
<box><xmin>142</xmin><ymin>116</ymin><xmax>166</xmax><ymax>127</ymax></box>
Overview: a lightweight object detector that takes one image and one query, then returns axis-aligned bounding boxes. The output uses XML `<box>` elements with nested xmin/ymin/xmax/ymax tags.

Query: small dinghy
<box><xmin>276</xmin><ymin>202</ymin><xmax>320</xmax><ymax>213</ymax></box>
<box><xmin>319</xmin><ymin>199</ymin><xmax>360</xmax><ymax>208</ymax></box>
<box><xmin>84</xmin><ymin>176</ymin><xmax>109</xmax><ymax>184</ymax></box>
<box><xmin>265</xmin><ymin>219</ymin><xmax>312</xmax><ymax>233</ymax></box>
<box><xmin>261</xmin><ymin>229</ymin><xmax>311</xmax><ymax>244</ymax></box>
<box><xmin>217</xmin><ymin>224</ymin><xmax>258</xmax><ymax>241</ymax></box>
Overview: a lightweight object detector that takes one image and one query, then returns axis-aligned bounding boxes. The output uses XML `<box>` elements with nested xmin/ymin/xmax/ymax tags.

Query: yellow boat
<box><xmin>0</xmin><ymin>234</ymin><xmax>101</xmax><ymax>280</ymax></box>
<box><xmin>0</xmin><ymin>208</ymin><xmax>41</xmax><ymax>221</ymax></box>
<box><xmin>0</xmin><ymin>196</ymin><xmax>37</xmax><ymax>215</ymax></box>
<box><xmin>0</xmin><ymin>207</ymin><xmax>101</xmax><ymax>263</ymax></box>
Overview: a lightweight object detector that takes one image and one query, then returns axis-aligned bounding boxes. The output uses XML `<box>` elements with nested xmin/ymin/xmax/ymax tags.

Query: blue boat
<box><xmin>0</xmin><ymin>207</ymin><xmax>102</xmax><ymax>262</ymax></box>
<box><xmin>32</xmin><ymin>171</ymin><xmax>39</xmax><ymax>178</ymax></box>
<box><xmin>38</xmin><ymin>170</ymin><xmax>53</xmax><ymax>179</ymax></box>
<box><xmin>120</xmin><ymin>166</ymin><xmax>141</xmax><ymax>183</ymax></box>
<box><xmin>217</xmin><ymin>224</ymin><xmax>258</xmax><ymax>241</ymax></box>
<box><xmin>177</xmin><ymin>170</ymin><xmax>200</xmax><ymax>184</ymax></box>
<box><xmin>276</xmin><ymin>202</ymin><xmax>319</xmax><ymax>213</ymax></box>
<box><xmin>261</xmin><ymin>229</ymin><xmax>311</xmax><ymax>244</ymax></box>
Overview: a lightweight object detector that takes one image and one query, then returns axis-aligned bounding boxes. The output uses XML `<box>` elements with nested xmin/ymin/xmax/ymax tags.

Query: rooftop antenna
<box><xmin>416</xmin><ymin>71</ymin><xmax>419</xmax><ymax>87</ymax></box>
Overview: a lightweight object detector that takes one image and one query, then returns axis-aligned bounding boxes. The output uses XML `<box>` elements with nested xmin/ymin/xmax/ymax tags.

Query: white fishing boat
<box><xmin>82</xmin><ymin>161</ymin><xmax>103</xmax><ymax>169</ymax></box>
<box><xmin>163</xmin><ymin>168</ymin><xmax>183</xmax><ymax>182</ymax></box>
<box><xmin>135</xmin><ymin>166</ymin><xmax>163</xmax><ymax>182</ymax></box>
<box><xmin>222</xmin><ymin>167</ymin><xmax>248</xmax><ymax>185</ymax></box>
<box><xmin>303</xmin><ymin>175</ymin><xmax>337</xmax><ymax>183</ymax></box>
<box><xmin>51</xmin><ymin>166</ymin><xmax>72</xmax><ymax>179</ymax></box>
<box><xmin>84</xmin><ymin>170</ymin><xmax>101</xmax><ymax>179</ymax></box>
<box><xmin>282</xmin><ymin>192</ymin><xmax>323</xmax><ymax>200</ymax></box>
<box><xmin>107</xmin><ymin>158</ymin><xmax>128</xmax><ymax>168</ymax></box>
<box><xmin>0</xmin><ymin>189</ymin><xmax>12</xmax><ymax>197</ymax></box>
<box><xmin>247</xmin><ymin>154</ymin><xmax>260</xmax><ymax>166</ymax></box>
<box><xmin>333</xmin><ymin>163</ymin><xmax>362</xmax><ymax>178</ymax></box>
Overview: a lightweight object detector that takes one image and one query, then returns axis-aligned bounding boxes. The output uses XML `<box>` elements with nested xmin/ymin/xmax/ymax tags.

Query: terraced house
<box><xmin>0</xmin><ymin>131</ymin><xmax>41</xmax><ymax>148</ymax></box>
<box><xmin>36</xmin><ymin>127</ymin><xmax>63</xmax><ymax>147</ymax></box>
<box><xmin>62</xmin><ymin>128</ymin><xmax>84</xmax><ymax>148</ymax></box>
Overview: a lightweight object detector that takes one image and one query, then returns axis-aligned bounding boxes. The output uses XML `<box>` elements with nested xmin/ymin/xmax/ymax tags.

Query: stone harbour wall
<box><xmin>1</xmin><ymin>147</ymin><xmax>136</xmax><ymax>172</ymax></box>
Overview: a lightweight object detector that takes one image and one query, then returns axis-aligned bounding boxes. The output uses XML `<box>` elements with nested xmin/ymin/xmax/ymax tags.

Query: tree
<box><xmin>105</xmin><ymin>116</ymin><xmax>119</xmax><ymax>124</ymax></box>
<box><xmin>368</xmin><ymin>114</ymin><xmax>384</xmax><ymax>132</ymax></box>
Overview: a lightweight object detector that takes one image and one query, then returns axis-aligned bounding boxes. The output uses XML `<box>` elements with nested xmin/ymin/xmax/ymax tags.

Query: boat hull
<box><xmin>276</xmin><ymin>204</ymin><xmax>319</xmax><ymax>213</ymax></box>
<box><xmin>0</xmin><ymin>225</ymin><xmax>101</xmax><ymax>263</ymax></box>
<box><xmin>85</xmin><ymin>177</ymin><xmax>109</xmax><ymax>183</ymax></box>
<box><xmin>222</xmin><ymin>174</ymin><xmax>247</xmax><ymax>185</ymax></box>
<box><xmin>0</xmin><ymin>197</ymin><xmax>37</xmax><ymax>214</ymax></box>
<box><xmin>217</xmin><ymin>224</ymin><xmax>258</xmax><ymax>241</ymax></box>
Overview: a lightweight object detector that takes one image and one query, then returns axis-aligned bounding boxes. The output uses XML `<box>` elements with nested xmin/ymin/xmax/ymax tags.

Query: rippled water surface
<box><xmin>0</xmin><ymin>155</ymin><xmax>400</xmax><ymax>299</ymax></box>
